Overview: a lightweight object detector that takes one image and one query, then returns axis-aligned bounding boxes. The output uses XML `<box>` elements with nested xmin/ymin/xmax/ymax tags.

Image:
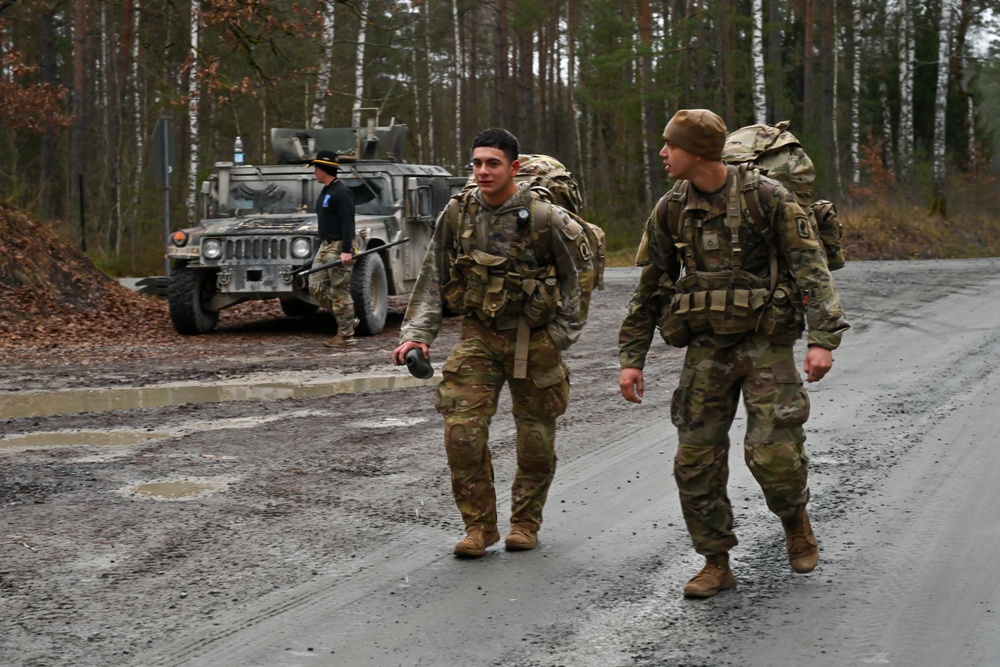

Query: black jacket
<box><xmin>316</xmin><ymin>179</ymin><xmax>355</xmax><ymax>243</ymax></box>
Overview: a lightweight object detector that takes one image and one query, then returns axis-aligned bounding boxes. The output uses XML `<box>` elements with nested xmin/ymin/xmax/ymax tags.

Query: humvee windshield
<box><xmin>222</xmin><ymin>172</ymin><xmax>396</xmax><ymax>217</ymax></box>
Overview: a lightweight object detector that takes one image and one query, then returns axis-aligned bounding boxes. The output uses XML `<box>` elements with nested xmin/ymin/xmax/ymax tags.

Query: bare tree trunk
<box><xmin>898</xmin><ymin>0</ymin><xmax>914</xmax><ymax>180</ymax></box>
<box><xmin>73</xmin><ymin>0</ymin><xmax>89</xmax><ymax>248</ymax></box>
<box><xmin>931</xmin><ymin>0</ymin><xmax>952</xmax><ymax>216</ymax></box>
<box><xmin>131</xmin><ymin>0</ymin><xmax>143</xmax><ymax>229</ymax></box>
<box><xmin>423</xmin><ymin>0</ymin><xmax>435</xmax><ymax>163</ymax></box>
<box><xmin>766</xmin><ymin>0</ymin><xmax>785</xmax><ymax>121</ymax></box>
<box><xmin>879</xmin><ymin>2</ymin><xmax>896</xmax><ymax>178</ymax></box>
<box><xmin>568</xmin><ymin>0</ymin><xmax>583</xmax><ymax>184</ymax></box>
<box><xmin>41</xmin><ymin>7</ymin><xmax>58</xmax><ymax>219</ymax></box>
<box><xmin>803</xmin><ymin>0</ymin><xmax>815</xmax><ymax>136</ymax></box>
<box><xmin>186</xmin><ymin>0</ymin><xmax>199</xmax><ymax>225</ymax></box>
<box><xmin>637</xmin><ymin>0</ymin><xmax>661</xmax><ymax>207</ymax></box>
<box><xmin>352</xmin><ymin>1</ymin><xmax>368</xmax><ymax>129</ymax></box>
<box><xmin>751</xmin><ymin>0</ymin><xmax>767</xmax><ymax>123</ymax></box>
<box><xmin>830</xmin><ymin>0</ymin><xmax>842</xmax><ymax>195</ymax></box>
<box><xmin>951</xmin><ymin>0</ymin><xmax>972</xmax><ymax>169</ymax></box>
<box><xmin>849</xmin><ymin>0</ymin><xmax>860</xmax><ymax>187</ymax></box>
<box><xmin>493</xmin><ymin>0</ymin><xmax>508</xmax><ymax>128</ymax></box>
<box><xmin>310</xmin><ymin>0</ymin><xmax>336</xmax><ymax>129</ymax></box>
<box><xmin>451</xmin><ymin>0</ymin><xmax>462</xmax><ymax>167</ymax></box>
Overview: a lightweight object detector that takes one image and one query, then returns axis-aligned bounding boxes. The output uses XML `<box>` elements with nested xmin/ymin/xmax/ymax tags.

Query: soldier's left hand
<box><xmin>804</xmin><ymin>345</ymin><xmax>833</xmax><ymax>383</ymax></box>
<box><xmin>340</xmin><ymin>252</ymin><xmax>353</xmax><ymax>265</ymax></box>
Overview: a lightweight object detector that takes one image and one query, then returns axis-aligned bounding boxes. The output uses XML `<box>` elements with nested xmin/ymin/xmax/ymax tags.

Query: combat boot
<box><xmin>782</xmin><ymin>509</ymin><xmax>819</xmax><ymax>573</ymax></box>
<box><xmin>504</xmin><ymin>523</ymin><xmax>538</xmax><ymax>551</ymax></box>
<box><xmin>324</xmin><ymin>334</ymin><xmax>356</xmax><ymax>347</ymax></box>
<box><xmin>683</xmin><ymin>553</ymin><xmax>736</xmax><ymax>599</ymax></box>
<box><xmin>453</xmin><ymin>526</ymin><xmax>500</xmax><ymax>558</ymax></box>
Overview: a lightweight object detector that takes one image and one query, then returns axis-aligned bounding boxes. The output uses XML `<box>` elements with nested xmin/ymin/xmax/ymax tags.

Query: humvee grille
<box><xmin>225</xmin><ymin>238</ymin><xmax>288</xmax><ymax>260</ymax></box>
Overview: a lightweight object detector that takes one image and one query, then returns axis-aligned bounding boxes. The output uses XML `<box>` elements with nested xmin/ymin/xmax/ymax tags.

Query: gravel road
<box><xmin>3</xmin><ymin>259</ymin><xmax>999</xmax><ymax>667</ymax></box>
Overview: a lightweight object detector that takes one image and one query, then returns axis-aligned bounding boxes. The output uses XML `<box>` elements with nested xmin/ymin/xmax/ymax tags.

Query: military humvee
<box><xmin>165</xmin><ymin>118</ymin><xmax>464</xmax><ymax>336</ymax></box>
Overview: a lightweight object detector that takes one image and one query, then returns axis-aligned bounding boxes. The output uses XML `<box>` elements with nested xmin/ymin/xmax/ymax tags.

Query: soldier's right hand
<box><xmin>618</xmin><ymin>368</ymin><xmax>645</xmax><ymax>404</ymax></box>
<box><xmin>393</xmin><ymin>341</ymin><xmax>429</xmax><ymax>366</ymax></box>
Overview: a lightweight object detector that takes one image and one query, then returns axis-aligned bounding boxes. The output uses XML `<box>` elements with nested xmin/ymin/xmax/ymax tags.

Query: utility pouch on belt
<box><xmin>461</xmin><ymin>249</ymin><xmax>508</xmax><ymax>315</ymax></box>
<box><xmin>521</xmin><ymin>265</ymin><xmax>560</xmax><ymax>329</ymax></box>
<box><xmin>660</xmin><ymin>269</ymin><xmax>771</xmax><ymax>344</ymax></box>
<box><xmin>757</xmin><ymin>281</ymin><xmax>805</xmax><ymax>344</ymax></box>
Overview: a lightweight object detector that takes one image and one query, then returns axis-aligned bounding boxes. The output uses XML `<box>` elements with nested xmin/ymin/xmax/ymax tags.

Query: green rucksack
<box><xmin>721</xmin><ymin>121</ymin><xmax>845</xmax><ymax>270</ymax></box>
<box><xmin>457</xmin><ymin>153</ymin><xmax>606</xmax><ymax>317</ymax></box>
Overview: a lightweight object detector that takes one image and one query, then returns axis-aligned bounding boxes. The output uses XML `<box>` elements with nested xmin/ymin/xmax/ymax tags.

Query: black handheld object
<box><xmin>295</xmin><ymin>237</ymin><xmax>410</xmax><ymax>278</ymax></box>
<box><xmin>399</xmin><ymin>348</ymin><xmax>434</xmax><ymax>379</ymax></box>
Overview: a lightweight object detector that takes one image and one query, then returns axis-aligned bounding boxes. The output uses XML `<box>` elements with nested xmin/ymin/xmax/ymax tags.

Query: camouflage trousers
<box><xmin>435</xmin><ymin>317</ymin><xmax>570</xmax><ymax>533</ymax></box>
<box><xmin>670</xmin><ymin>331</ymin><xmax>811</xmax><ymax>555</ymax></box>
<box><xmin>308</xmin><ymin>240</ymin><xmax>354</xmax><ymax>337</ymax></box>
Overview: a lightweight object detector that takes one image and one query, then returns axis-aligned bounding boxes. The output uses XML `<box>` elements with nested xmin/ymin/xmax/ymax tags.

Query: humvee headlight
<box><xmin>202</xmin><ymin>238</ymin><xmax>223</xmax><ymax>260</ymax></box>
<box><xmin>291</xmin><ymin>237</ymin><xmax>313</xmax><ymax>259</ymax></box>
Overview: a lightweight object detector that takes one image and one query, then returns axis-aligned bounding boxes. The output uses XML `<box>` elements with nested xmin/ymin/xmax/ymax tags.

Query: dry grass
<box><xmin>603</xmin><ymin>203</ymin><xmax>1000</xmax><ymax>268</ymax></box>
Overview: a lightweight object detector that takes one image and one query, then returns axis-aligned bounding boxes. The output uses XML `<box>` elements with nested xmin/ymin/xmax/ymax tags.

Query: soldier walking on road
<box><xmin>617</xmin><ymin>109</ymin><xmax>849</xmax><ymax>598</ymax></box>
<box><xmin>393</xmin><ymin>128</ymin><xmax>591</xmax><ymax>557</ymax></box>
<box><xmin>308</xmin><ymin>150</ymin><xmax>357</xmax><ymax>347</ymax></box>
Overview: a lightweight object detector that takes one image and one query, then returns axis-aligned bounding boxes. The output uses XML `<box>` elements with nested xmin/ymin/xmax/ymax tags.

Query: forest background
<box><xmin>2</xmin><ymin>0</ymin><xmax>1000</xmax><ymax>277</ymax></box>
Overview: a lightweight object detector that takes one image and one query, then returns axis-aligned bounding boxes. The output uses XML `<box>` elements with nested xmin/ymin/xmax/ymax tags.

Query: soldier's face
<box><xmin>314</xmin><ymin>167</ymin><xmax>334</xmax><ymax>185</ymax></box>
<box><xmin>660</xmin><ymin>141</ymin><xmax>697</xmax><ymax>181</ymax></box>
<box><xmin>472</xmin><ymin>147</ymin><xmax>520</xmax><ymax>205</ymax></box>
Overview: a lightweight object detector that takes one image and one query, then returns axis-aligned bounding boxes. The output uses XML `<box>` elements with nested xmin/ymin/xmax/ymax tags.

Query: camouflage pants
<box><xmin>435</xmin><ymin>317</ymin><xmax>570</xmax><ymax>533</ymax></box>
<box><xmin>308</xmin><ymin>240</ymin><xmax>354</xmax><ymax>337</ymax></box>
<box><xmin>670</xmin><ymin>331</ymin><xmax>811</xmax><ymax>556</ymax></box>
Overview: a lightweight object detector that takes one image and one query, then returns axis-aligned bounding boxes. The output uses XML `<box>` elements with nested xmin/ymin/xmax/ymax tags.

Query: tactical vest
<box><xmin>658</xmin><ymin>165</ymin><xmax>804</xmax><ymax>347</ymax></box>
<box><xmin>441</xmin><ymin>191</ymin><xmax>580</xmax><ymax>331</ymax></box>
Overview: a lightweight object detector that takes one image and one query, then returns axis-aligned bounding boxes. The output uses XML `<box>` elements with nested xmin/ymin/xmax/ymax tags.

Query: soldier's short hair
<box><xmin>472</xmin><ymin>128</ymin><xmax>519</xmax><ymax>164</ymax></box>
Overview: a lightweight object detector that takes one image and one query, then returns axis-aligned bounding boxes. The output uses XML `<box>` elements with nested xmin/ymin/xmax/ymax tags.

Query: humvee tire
<box><xmin>169</xmin><ymin>265</ymin><xmax>220</xmax><ymax>335</ymax></box>
<box><xmin>351</xmin><ymin>252</ymin><xmax>388</xmax><ymax>336</ymax></box>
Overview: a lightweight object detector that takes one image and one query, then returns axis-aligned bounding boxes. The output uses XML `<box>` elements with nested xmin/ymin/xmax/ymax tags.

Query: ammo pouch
<box><xmin>756</xmin><ymin>281</ymin><xmax>805</xmax><ymax>345</ymax></box>
<box><xmin>520</xmin><ymin>265</ymin><xmax>561</xmax><ymax>329</ymax></box>
<box><xmin>447</xmin><ymin>249</ymin><xmax>559</xmax><ymax>325</ymax></box>
<box><xmin>659</xmin><ymin>270</ymin><xmax>770</xmax><ymax>347</ymax></box>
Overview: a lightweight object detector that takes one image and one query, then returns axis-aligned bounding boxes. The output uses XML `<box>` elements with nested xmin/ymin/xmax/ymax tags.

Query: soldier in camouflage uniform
<box><xmin>392</xmin><ymin>128</ymin><xmax>590</xmax><ymax>558</ymax></box>
<box><xmin>617</xmin><ymin>109</ymin><xmax>849</xmax><ymax>598</ymax></box>
<box><xmin>307</xmin><ymin>150</ymin><xmax>356</xmax><ymax>347</ymax></box>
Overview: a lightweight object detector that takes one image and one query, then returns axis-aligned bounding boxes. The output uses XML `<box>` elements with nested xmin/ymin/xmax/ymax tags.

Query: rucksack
<box><xmin>720</xmin><ymin>121</ymin><xmax>845</xmax><ymax>270</ymax></box>
<box><xmin>457</xmin><ymin>153</ymin><xmax>606</xmax><ymax>318</ymax></box>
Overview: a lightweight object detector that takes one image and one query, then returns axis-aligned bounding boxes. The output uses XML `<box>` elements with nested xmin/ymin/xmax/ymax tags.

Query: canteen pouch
<box><xmin>757</xmin><ymin>282</ymin><xmax>805</xmax><ymax>344</ymax></box>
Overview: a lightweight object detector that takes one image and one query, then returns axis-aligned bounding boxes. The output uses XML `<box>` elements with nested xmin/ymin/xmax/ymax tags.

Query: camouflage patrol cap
<box><xmin>664</xmin><ymin>109</ymin><xmax>727</xmax><ymax>161</ymax></box>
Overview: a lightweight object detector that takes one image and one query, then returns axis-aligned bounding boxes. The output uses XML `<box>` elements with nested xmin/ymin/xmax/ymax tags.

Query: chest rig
<box><xmin>441</xmin><ymin>192</ymin><xmax>562</xmax><ymax>378</ymax></box>
<box><xmin>660</xmin><ymin>165</ymin><xmax>781</xmax><ymax>340</ymax></box>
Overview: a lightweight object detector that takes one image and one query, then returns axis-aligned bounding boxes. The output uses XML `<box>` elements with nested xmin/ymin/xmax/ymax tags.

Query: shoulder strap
<box><xmin>666</xmin><ymin>180</ymin><xmax>688</xmax><ymax>239</ymax></box>
<box><xmin>447</xmin><ymin>190</ymin><xmax>481</xmax><ymax>254</ymax></box>
<box><xmin>736</xmin><ymin>164</ymin><xmax>778</xmax><ymax>296</ymax></box>
<box><xmin>738</xmin><ymin>164</ymin><xmax>769</xmax><ymax>237</ymax></box>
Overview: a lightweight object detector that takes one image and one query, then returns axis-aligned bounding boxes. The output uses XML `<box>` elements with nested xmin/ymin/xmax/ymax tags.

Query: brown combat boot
<box><xmin>683</xmin><ymin>553</ymin><xmax>737</xmax><ymax>599</ymax></box>
<box><xmin>453</xmin><ymin>526</ymin><xmax>500</xmax><ymax>558</ymax></box>
<box><xmin>504</xmin><ymin>523</ymin><xmax>538</xmax><ymax>551</ymax></box>
<box><xmin>782</xmin><ymin>509</ymin><xmax>819</xmax><ymax>573</ymax></box>
<box><xmin>324</xmin><ymin>334</ymin><xmax>356</xmax><ymax>347</ymax></box>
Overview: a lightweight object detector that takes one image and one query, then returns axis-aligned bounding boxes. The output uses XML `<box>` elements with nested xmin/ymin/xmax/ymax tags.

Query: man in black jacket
<box><xmin>308</xmin><ymin>150</ymin><xmax>356</xmax><ymax>347</ymax></box>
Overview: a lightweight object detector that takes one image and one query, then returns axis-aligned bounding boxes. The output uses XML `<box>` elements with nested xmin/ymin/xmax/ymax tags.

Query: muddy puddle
<box><xmin>0</xmin><ymin>374</ymin><xmax>437</xmax><ymax>420</ymax></box>
<box><xmin>0</xmin><ymin>430</ymin><xmax>169</xmax><ymax>451</ymax></box>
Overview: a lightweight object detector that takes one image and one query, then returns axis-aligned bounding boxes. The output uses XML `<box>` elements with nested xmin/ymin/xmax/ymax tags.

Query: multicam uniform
<box><xmin>618</xmin><ymin>165</ymin><xmax>849</xmax><ymax>556</ymax></box>
<box><xmin>401</xmin><ymin>182</ymin><xmax>588</xmax><ymax>535</ymax></box>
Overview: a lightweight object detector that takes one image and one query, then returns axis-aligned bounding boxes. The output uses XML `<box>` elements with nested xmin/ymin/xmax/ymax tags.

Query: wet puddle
<box><xmin>118</xmin><ymin>476</ymin><xmax>232</xmax><ymax>501</ymax></box>
<box><xmin>131</xmin><ymin>481</ymin><xmax>215</xmax><ymax>499</ymax></box>
<box><xmin>0</xmin><ymin>430</ymin><xmax>169</xmax><ymax>451</ymax></box>
<box><xmin>0</xmin><ymin>374</ymin><xmax>437</xmax><ymax>419</ymax></box>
